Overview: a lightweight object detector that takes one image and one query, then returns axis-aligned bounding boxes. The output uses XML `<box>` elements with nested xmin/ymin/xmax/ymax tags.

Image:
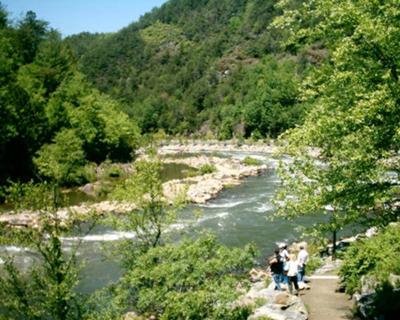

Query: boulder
<box><xmin>365</xmin><ymin>227</ymin><xmax>378</xmax><ymax>238</ymax></box>
<box><xmin>249</xmin><ymin>268</ymin><xmax>270</xmax><ymax>282</ymax></box>
<box><xmin>79</xmin><ymin>182</ymin><xmax>100</xmax><ymax>197</ymax></box>
<box><xmin>241</xmin><ymin>279</ymin><xmax>308</xmax><ymax>320</ymax></box>
<box><xmin>360</xmin><ymin>275</ymin><xmax>379</xmax><ymax>295</ymax></box>
<box><xmin>274</xmin><ymin>292</ymin><xmax>290</xmax><ymax>306</ymax></box>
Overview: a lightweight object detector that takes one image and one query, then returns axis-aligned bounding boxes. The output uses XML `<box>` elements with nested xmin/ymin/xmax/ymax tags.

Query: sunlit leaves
<box><xmin>274</xmin><ymin>0</ymin><xmax>400</xmax><ymax>234</ymax></box>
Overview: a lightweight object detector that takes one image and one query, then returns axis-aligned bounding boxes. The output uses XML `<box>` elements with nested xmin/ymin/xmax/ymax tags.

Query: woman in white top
<box><xmin>286</xmin><ymin>254</ymin><xmax>299</xmax><ymax>295</ymax></box>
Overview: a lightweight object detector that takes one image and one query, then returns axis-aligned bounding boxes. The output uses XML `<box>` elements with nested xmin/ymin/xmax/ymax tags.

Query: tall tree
<box><xmin>273</xmin><ymin>0</ymin><xmax>400</xmax><ymax>240</ymax></box>
<box><xmin>15</xmin><ymin>10</ymin><xmax>48</xmax><ymax>64</ymax></box>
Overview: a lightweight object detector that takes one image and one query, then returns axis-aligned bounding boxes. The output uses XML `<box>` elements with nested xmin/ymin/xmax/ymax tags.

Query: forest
<box><xmin>0</xmin><ymin>0</ymin><xmax>399</xmax><ymax>319</ymax></box>
<box><xmin>0</xmin><ymin>0</ymin><xmax>315</xmax><ymax>188</ymax></box>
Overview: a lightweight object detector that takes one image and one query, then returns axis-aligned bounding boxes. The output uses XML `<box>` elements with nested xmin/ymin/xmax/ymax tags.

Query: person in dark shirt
<box><xmin>269</xmin><ymin>249</ymin><xmax>283</xmax><ymax>290</ymax></box>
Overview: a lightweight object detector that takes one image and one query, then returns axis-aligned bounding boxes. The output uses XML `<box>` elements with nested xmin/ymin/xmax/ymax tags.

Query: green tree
<box><xmin>241</xmin><ymin>56</ymin><xmax>302</xmax><ymax>138</ymax></box>
<box><xmin>14</xmin><ymin>10</ymin><xmax>48</xmax><ymax>64</ymax></box>
<box><xmin>85</xmin><ymin>236</ymin><xmax>256</xmax><ymax>320</ymax></box>
<box><xmin>34</xmin><ymin>129</ymin><xmax>86</xmax><ymax>185</ymax></box>
<box><xmin>0</xmin><ymin>3</ymin><xmax>7</xmax><ymax>28</ymax></box>
<box><xmin>110</xmin><ymin>157</ymin><xmax>186</xmax><ymax>267</ymax></box>
<box><xmin>116</xmin><ymin>236</ymin><xmax>255</xmax><ymax>320</ymax></box>
<box><xmin>0</xmin><ymin>183</ymin><xmax>89</xmax><ymax>320</ymax></box>
<box><xmin>273</xmin><ymin>0</ymin><xmax>400</xmax><ymax>242</ymax></box>
<box><xmin>47</xmin><ymin>73</ymin><xmax>140</xmax><ymax>164</ymax></box>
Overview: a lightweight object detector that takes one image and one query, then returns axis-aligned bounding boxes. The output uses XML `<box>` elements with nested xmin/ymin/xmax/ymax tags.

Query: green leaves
<box><xmin>0</xmin><ymin>182</ymin><xmax>86</xmax><ymax>320</ymax></box>
<box><xmin>0</xmin><ymin>9</ymin><xmax>140</xmax><ymax>186</ymax></box>
<box><xmin>34</xmin><ymin>129</ymin><xmax>86</xmax><ymax>185</ymax></box>
<box><xmin>117</xmin><ymin>235</ymin><xmax>255</xmax><ymax>319</ymax></box>
<box><xmin>273</xmin><ymin>0</ymin><xmax>400</xmax><ymax>236</ymax></box>
<box><xmin>339</xmin><ymin>224</ymin><xmax>400</xmax><ymax>295</ymax></box>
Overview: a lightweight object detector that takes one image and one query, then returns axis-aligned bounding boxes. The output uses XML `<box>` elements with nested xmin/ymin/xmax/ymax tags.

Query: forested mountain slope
<box><xmin>67</xmin><ymin>0</ymin><xmax>317</xmax><ymax>138</ymax></box>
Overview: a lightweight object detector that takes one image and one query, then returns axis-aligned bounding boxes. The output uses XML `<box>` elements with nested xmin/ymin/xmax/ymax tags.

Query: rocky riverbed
<box><xmin>0</xmin><ymin>152</ymin><xmax>268</xmax><ymax>228</ymax></box>
<box><xmin>157</xmin><ymin>139</ymin><xmax>280</xmax><ymax>154</ymax></box>
<box><xmin>162</xmin><ymin>155</ymin><xmax>267</xmax><ymax>203</ymax></box>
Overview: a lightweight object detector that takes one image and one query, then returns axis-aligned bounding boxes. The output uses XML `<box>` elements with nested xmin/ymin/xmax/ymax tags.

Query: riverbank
<box><xmin>158</xmin><ymin>139</ymin><xmax>280</xmax><ymax>154</ymax></box>
<box><xmin>0</xmin><ymin>151</ymin><xmax>269</xmax><ymax>227</ymax></box>
<box><xmin>162</xmin><ymin>155</ymin><xmax>267</xmax><ymax>203</ymax></box>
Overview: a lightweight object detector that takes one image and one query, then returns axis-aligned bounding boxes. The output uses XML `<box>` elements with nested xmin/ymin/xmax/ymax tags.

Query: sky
<box><xmin>2</xmin><ymin>0</ymin><xmax>168</xmax><ymax>36</ymax></box>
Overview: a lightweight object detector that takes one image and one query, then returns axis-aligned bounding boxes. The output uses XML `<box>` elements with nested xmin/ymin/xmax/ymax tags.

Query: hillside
<box><xmin>66</xmin><ymin>0</ymin><xmax>315</xmax><ymax>138</ymax></box>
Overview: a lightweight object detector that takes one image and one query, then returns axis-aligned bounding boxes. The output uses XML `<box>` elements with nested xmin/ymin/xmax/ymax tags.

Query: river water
<box><xmin>0</xmin><ymin>151</ymin><xmax>324</xmax><ymax>294</ymax></box>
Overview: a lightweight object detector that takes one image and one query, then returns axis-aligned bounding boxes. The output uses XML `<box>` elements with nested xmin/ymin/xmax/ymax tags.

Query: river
<box><xmin>0</xmin><ymin>151</ymin><xmax>325</xmax><ymax>294</ymax></box>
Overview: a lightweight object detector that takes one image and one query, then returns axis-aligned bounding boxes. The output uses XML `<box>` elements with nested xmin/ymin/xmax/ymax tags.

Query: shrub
<box><xmin>339</xmin><ymin>224</ymin><xmax>400</xmax><ymax>295</ymax></box>
<box><xmin>305</xmin><ymin>255</ymin><xmax>323</xmax><ymax>275</ymax></box>
<box><xmin>199</xmin><ymin>163</ymin><xmax>216</xmax><ymax>175</ymax></box>
<box><xmin>112</xmin><ymin>236</ymin><xmax>257</xmax><ymax>319</ymax></box>
<box><xmin>241</xmin><ymin>156</ymin><xmax>262</xmax><ymax>166</ymax></box>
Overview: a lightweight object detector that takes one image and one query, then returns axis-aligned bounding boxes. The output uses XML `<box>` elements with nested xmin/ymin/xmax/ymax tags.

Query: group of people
<box><xmin>268</xmin><ymin>244</ymin><xmax>309</xmax><ymax>295</ymax></box>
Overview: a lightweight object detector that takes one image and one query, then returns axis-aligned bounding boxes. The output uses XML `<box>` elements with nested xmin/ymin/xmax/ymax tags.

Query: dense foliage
<box><xmin>339</xmin><ymin>224</ymin><xmax>400</xmax><ymax>319</ymax></box>
<box><xmin>273</xmin><ymin>0</ymin><xmax>400</xmax><ymax>237</ymax></box>
<box><xmin>339</xmin><ymin>224</ymin><xmax>400</xmax><ymax>295</ymax></box>
<box><xmin>121</xmin><ymin>236</ymin><xmax>255</xmax><ymax>319</ymax></box>
<box><xmin>66</xmin><ymin>0</ymin><xmax>307</xmax><ymax>138</ymax></box>
<box><xmin>0</xmin><ymin>6</ymin><xmax>140</xmax><ymax>187</ymax></box>
<box><xmin>86</xmin><ymin>236</ymin><xmax>256</xmax><ymax>320</ymax></box>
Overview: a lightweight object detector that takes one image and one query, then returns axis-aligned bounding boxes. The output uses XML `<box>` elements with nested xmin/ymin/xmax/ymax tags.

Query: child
<box><xmin>286</xmin><ymin>254</ymin><xmax>299</xmax><ymax>295</ymax></box>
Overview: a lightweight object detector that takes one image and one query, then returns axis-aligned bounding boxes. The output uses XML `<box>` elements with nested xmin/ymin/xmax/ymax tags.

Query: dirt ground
<box><xmin>301</xmin><ymin>276</ymin><xmax>354</xmax><ymax>320</ymax></box>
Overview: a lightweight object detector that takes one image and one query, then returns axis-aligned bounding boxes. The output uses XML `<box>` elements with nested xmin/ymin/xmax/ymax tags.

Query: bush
<box><xmin>305</xmin><ymin>255</ymin><xmax>323</xmax><ymax>275</ymax></box>
<box><xmin>339</xmin><ymin>224</ymin><xmax>400</xmax><ymax>295</ymax></box>
<box><xmin>241</xmin><ymin>156</ymin><xmax>262</xmax><ymax>166</ymax></box>
<box><xmin>199</xmin><ymin>163</ymin><xmax>216</xmax><ymax>175</ymax></box>
<box><xmin>110</xmin><ymin>236</ymin><xmax>257</xmax><ymax>319</ymax></box>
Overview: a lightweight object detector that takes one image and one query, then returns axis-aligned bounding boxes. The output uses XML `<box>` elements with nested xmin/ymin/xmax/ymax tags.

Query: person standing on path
<box><xmin>297</xmin><ymin>245</ymin><xmax>309</xmax><ymax>283</ymax></box>
<box><xmin>269</xmin><ymin>249</ymin><xmax>284</xmax><ymax>290</ymax></box>
<box><xmin>287</xmin><ymin>254</ymin><xmax>300</xmax><ymax>295</ymax></box>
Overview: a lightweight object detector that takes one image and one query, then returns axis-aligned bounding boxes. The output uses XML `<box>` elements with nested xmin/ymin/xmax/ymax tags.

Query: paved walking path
<box><xmin>300</xmin><ymin>263</ymin><xmax>354</xmax><ymax>320</ymax></box>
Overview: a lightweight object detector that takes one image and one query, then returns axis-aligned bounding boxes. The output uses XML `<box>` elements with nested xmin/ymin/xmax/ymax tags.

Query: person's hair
<box><xmin>300</xmin><ymin>245</ymin><xmax>304</xmax><ymax>250</ymax></box>
<box><xmin>274</xmin><ymin>249</ymin><xmax>280</xmax><ymax>255</ymax></box>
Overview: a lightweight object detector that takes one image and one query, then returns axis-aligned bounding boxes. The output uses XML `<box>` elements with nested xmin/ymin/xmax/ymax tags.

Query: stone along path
<box><xmin>300</xmin><ymin>264</ymin><xmax>354</xmax><ymax>320</ymax></box>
